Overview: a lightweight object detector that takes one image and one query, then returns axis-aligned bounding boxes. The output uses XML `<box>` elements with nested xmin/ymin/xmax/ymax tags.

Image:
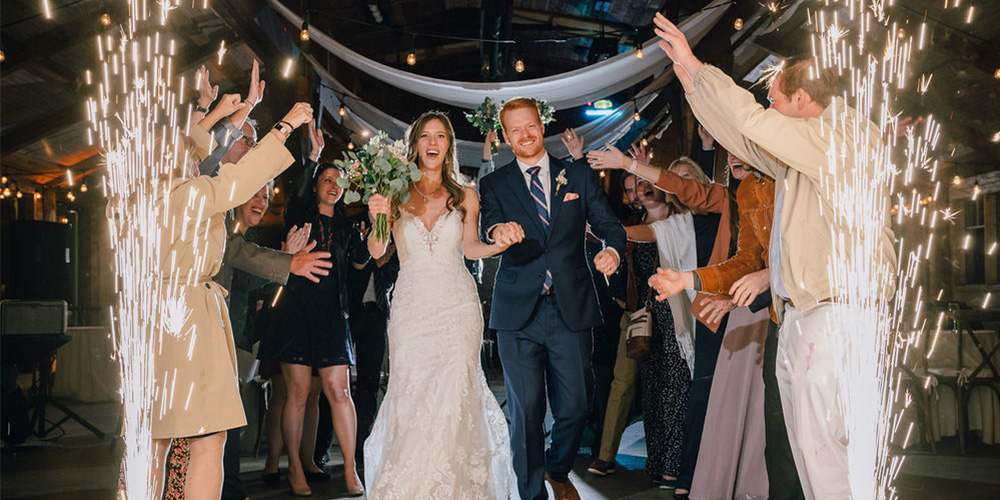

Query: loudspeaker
<box><xmin>8</xmin><ymin>221</ymin><xmax>72</xmax><ymax>303</ymax></box>
<box><xmin>0</xmin><ymin>300</ymin><xmax>67</xmax><ymax>336</ymax></box>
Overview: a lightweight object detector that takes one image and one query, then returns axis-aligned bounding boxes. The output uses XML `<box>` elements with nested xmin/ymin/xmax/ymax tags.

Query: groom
<box><xmin>480</xmin><ymin>98</ymin><xmax>626</xmax><ymax>500</ymax></box>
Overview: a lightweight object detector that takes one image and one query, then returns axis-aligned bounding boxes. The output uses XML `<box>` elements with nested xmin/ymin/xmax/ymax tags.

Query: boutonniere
<box><xmin>555</xmin><ymin>169</ymin><xmax>568</xmax><ymax>195</ymax></box>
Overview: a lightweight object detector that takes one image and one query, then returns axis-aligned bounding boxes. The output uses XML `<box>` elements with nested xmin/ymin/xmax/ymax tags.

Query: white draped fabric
<box><xmin>266</xmin><ymin>0</ymin><xmax>730</xmax><ymax>109</ymax></box>
<box><xmin>307</xmin><ymin>51</ymin><xmax>662</xmax><ymax>167</ymax></box>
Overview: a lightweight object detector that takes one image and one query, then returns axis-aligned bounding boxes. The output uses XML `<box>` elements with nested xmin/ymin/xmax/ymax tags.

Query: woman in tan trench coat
<box><xmin>146</xmin><ymin>98</ymin><xmax>313</xmax><ymax>500</ymax></box>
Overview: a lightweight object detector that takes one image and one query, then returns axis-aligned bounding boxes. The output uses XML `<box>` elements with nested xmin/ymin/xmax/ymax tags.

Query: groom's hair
<box><xmin>499</xmin><ymin>97</ymin><xmax>541</xmax><ymax>130</ymax></box>
<box><xmin>772</xmin><ymin>55</ymin><xmax>840</xmax><ymax>108</ymax></box>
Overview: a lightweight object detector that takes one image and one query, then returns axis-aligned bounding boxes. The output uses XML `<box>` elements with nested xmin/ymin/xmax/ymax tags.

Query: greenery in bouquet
<box><xmin>334</xmin><ymin>132</ymin><xmax>421</xmax><ymax>241</ymax></box>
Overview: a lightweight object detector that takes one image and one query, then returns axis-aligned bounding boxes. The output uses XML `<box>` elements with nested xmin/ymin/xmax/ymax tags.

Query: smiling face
<box><xmin>623</xmin><ymin>175</ymin><xmax>642</xmax><ymax>210</ymax></box>
<box><xmin>416</xmin><ymin>118</ymin><xmax>450</xmax><ymax>171</ymax></box>
<box><xmin>235</xmin><ymin>185</ymin><xmax>270</xmax><ymax>229</ymax></box>
<box><xmin>314</xmin><ymin>166</ymin><xmax>343</xmax><ymax>208</ymax></box>
<box><xmin>500</xmin><ymin>105</ymin><xmax>545</xmax><ymax>162</ymax></box>
<box><xmin>635</xmin><ymin>177</ymin><xmax>664</xmax><ymax>209</ymax></box>
<box><xmin>727</xmin><ymin>152</ymin><xmax>750</xmax><ymax>181</ymax></box>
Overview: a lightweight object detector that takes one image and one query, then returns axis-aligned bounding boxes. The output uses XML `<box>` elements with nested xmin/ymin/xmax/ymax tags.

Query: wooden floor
<box><xmin>2</xmin><ymin>400</ymin><xmax>999</xmax><ymax>500</ymax></box>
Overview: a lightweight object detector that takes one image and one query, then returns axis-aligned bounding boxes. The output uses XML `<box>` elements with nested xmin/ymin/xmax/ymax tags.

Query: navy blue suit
<box><xmin>480</xmin><ymin>155</ymin><xmax>625</xmax><ymax>500</ymax></box>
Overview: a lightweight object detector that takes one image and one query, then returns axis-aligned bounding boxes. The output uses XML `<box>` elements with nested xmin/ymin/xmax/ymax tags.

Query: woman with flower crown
<box><xmin>362</xmin><ymin>111</ymin><xmax>521</xmax><ymax>499</ymax></box>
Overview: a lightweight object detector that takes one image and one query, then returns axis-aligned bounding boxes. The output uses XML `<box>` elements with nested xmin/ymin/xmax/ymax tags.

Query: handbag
<box><xmin>625</xmin><ymin>250</ymin><xmax>659</xmax><ymax>361</ymax></box>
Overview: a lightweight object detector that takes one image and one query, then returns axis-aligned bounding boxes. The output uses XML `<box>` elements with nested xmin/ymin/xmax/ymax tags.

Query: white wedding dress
<box><xmin>363</xmin><ymin>209</ymin><xmax>517</xmax><ymax>500</ymax></box>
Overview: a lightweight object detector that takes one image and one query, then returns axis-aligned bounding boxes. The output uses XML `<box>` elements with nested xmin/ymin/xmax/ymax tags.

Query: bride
<box><xmin>364</xmin><ymin>111</ymin><xmax>522</xmax><ymax>499</ymax></box>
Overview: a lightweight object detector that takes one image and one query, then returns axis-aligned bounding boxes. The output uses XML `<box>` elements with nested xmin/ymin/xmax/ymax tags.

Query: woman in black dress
<box><xmin>271</xmin><ymin>160</ymin><xmax>369</xmax><ymax>496</ymax></box>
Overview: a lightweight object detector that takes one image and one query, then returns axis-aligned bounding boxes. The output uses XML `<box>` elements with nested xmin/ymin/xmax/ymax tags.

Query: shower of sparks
<box><xmin>808</xmin><ymin>0</ymin><xmax>953</xmax><ymax>498</ymax></box>
<box><xmin>282</xmin><ymin>57</ymin><xmax>294</xmax><ymax>78</ymax></box>
<box><xmin>217</xmin><ymin>40</ymin><xmax>227</xmax><ymax>65</ymax></box>
<box><xmin>92</xmin><ymin>1</ymin><xmax>215</xmax><ymax>498</ymax></box>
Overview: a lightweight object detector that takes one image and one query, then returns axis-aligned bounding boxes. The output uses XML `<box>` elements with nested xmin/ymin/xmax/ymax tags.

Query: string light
<box><xmin>273</xmin><ymin>186</ymin><xmax>280</xmax><ymax>194</ymax></box>
<box><xmin>34</xmin><ymin>191</ymin><xmax>42</xmax><ymax>200</ymax></box>
<box><xmin>80</xmin><ymin>183</ymin><xmax>88</xmax><ymax>193</ymax></box>
<box><xmin>16</xmin><ymin>191</ymin><xmax>23</xmax><ymax>199</ymax></box>
<box><xmin>514</xmin><ymin>57</ymin><xmax>524</xmax><ymax>73</ymax></box>
<box><xmin>633</xmin><ymin>111</ymin><xmax>641</xmax><ymax>122</ymax></box>
<box><xmin>300</xmin><ymin>20</ymin><xmax>310</xmax><ymax>41</ymax></box>
<box><xmin>1</xmin><ymin>176</ymin><xmax>7</xmax><ymax>184</ymax></box>
<box><xmin>952</xmin><ymin>175</ymin><xmax>961</xmax><ymax>185</ymax></box>
<box><xmin>361</xmin><ymin>130</ymin><xmax>370</xmax><ymax>138</ymax></box>
<box><xmin>647</xmin><ymin>151</ymin><xmax>654</xmax><ymax>160</ymax></box>
<box><xmin>67</xmin><ymin>191</ymin><xmax>75</xmax><ymax>201</ymax></box>
<box><xmin>101</xmin><ymin>13</ymin><xmax>111</xmax><ymax>26</ymax></box>
<box><xmin>0</xmin><ymin>49</ymin><xmax>4</xmax><ymax>62</ymax></box>
<box><xmin>339</xmin><ymin>105</ymin><xmax>346</xmax><ymax>116</ymax></box>
<box><xmin>640</xmin><ymin>138</ymin><xmax>648</xmax><ymax>147</ymax></box>
<box><xmin>347</xmin><ymin>142</ymin><xmax>355</xmax><ymax>150</ymax></box>
<box><xmin>734</xmin><ymin>17</ymin><xmax>744</xmax><ymax>30</ymax></box>
<box><xmin>406</xmin><ymin>51</ymin><xmax>416</xmax><ymax>66</ymax></box>
<box><xmin>972</xmin><ymin>180</ymin><xmax>981</xmax><ymax>201</ymax></box>
<box><xmin>995</xmin><ymin>68</ymin><xmax>1000</xmax><ymax>79</ymax></box>
<box><xmin>635</xmin><ymin>48</ymin><xmax>643</xmax><ymax>59</ymax></box>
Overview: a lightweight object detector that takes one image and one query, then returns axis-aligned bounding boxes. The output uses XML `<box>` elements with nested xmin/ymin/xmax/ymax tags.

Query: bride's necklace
<box><xmin>413</xmin><ymin>182</ymin><xmax>443</xmax><ymax>200</ymax></box>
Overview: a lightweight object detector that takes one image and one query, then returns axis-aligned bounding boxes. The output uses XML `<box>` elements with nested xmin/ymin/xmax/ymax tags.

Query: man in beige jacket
<box><xmin>649</xmin><ymin>13</ymin><xmax>896</xmax><ymax>500</ymax></box>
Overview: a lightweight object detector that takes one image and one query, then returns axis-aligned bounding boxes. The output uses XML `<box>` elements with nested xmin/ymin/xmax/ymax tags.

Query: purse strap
<box><xmin>642</xmin><ymin>244</ymin><xmax>660</xmax><ymax>308</ymax></box>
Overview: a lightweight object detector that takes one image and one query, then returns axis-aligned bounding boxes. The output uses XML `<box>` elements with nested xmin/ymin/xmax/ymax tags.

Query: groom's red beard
<box><xmin>510</xmin><ymin>134</ymin><xmax>544</xmax><ymax>159</ymax></box>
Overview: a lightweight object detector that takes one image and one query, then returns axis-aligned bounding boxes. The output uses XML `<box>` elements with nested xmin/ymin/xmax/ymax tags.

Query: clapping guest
<box><xmin>268</xmin><ymin>146</ymin><xmax>369</xmax><ymax>496</ymax></box>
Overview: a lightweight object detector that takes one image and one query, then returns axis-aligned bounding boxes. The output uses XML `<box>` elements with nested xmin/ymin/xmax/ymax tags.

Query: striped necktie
<box><xmin>527</xmin><ymin>166</ymin><xmax>553</xmax><ymax>293</ymax></box>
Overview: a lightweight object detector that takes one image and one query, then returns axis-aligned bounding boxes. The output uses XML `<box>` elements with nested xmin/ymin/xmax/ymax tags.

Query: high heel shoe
<box><xmin>346</xmin><ymin>484</ymin><xmax>365</xmax><ymax>497</ymax></box>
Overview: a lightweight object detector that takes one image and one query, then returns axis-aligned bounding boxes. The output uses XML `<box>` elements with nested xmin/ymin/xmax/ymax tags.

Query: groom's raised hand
<box><xmin>593</xmin><ymin>248</ymin><xmax>619</xmax><ymax>276</ymax></box>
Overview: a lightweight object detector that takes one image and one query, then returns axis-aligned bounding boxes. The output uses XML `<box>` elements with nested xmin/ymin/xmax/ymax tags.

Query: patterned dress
<box><xmin>633</xmin><ymin>241</ymin><xmax>691</xmax><ymax>478</ymax></box>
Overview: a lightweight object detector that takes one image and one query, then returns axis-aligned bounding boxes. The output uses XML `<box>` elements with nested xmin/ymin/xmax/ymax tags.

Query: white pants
<box><xmin>776</xmin><ymin>303</ymin><xmax>851</xmax><ymax>500</ymax></box>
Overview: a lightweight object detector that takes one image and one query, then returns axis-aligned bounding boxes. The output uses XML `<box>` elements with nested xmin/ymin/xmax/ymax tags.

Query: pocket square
<box><xmin>563</xmin><ymin>192</ymin><xmax>579</xmax><ymax>202</ymax></box>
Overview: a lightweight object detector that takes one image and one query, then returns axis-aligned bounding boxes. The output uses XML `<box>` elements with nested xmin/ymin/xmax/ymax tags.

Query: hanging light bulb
<box><xmin>599</xmin><ymin>171</ymin><xmax>606</xmax><ymax>178</ymax></box>
<box><xmin>273</xmin><ymin>186</ymin><xmax>280</xmax><ymax>194</ymax></box>
<box><xmin>0</xmin><ymin>49</ymin><xmax>5</xmax><ymax>62</ymax></box>
<box><xmin>635</xmin><ymin>48</ymin><xmax>643</xmax><ymax>59</ymax></box>
<box><xmin>3</xmin><ymin>187</ymin><xmax>10</xmax><ymax>197</ymax></box>
<box><xmin>514</xmin><ymin>58</ymin><xmax>525</xmax><ymax>73</ymax></box>
<box><xmin>633</xmin><ymin>111</ymin><xmax>641</xmax><ymax>122</ymax></box>
<box><xmin>339</xmin><ymin>105</ymin><xmax>346</xmax><ymax>117</ymax></box>
<box><xmin>300</xmin><ymin>28</ymin><xmax>310</xmax><ymax>41</ymax></box>
<box><xmin>734</xmin><ymin>17</ymin><xmax>744</xmax><ymax>30</ymax></box>
<box><xmin>952</xmin><ymin>175</ymin><xmax>961</xmax><ymax>185</ymax></box>
<box><xmin>1</xmin><ymin>176</ymin><xmax>7</xmax><ymax>184</ymax></box>
<box><xmin>897</xmin><ymin>28</ymin><xmax>905</xmax><ymax>39</ymax></box>
<box><xmin>80</xmin><ymin>183</ymin><xmax>88</xmax><ymax>193</ymax></box>
<box><xmin>67</xmin><ymin>191</ymin><xmax>75</xmax><ymax>201</ymax></box>
<box><xmin>972</xmin><ymin>180</ymin><xmax>981</xmax><ymax>201</ymax></box>
<box><xmin>16</xmin><ymin>191</ymin><xmax>23</xmax><ymax>199</ymax></box>
<box><xmin>101</xmin><ymin>13</ymin><xmax>111</xmax><ymax>26</ymax></box>
<box><xmin>640</xmin><ymin>138</ymin><xmax>648</xmax><ymax>147</ymax></box>
<box><xmin>406</xmin><ymin>51</ymin><xmax>416</xmax><ymax>66</ymax></box>
<box><xmin>493</xmin><ymin>139</ymin><xmax>501</xmax><ymax>148</ymax></box>
<box><xmin>995</xmin><ymin>68</ymin><xmax>1000</xmax><ymax>79</ymax></box>
<box><xmin>34</xmin><ymin>191</ymin><xmax>42</xmax><ymax>200</ymax></box>
<box><xmin>648</xmin><ymin>151</ymin><xmax>654</xmax><ymax>160</ymax></box>
<box><xmin>348</xmin><ymin>142</ymin><xmax>355</xmax><ymax>151</ymax></box>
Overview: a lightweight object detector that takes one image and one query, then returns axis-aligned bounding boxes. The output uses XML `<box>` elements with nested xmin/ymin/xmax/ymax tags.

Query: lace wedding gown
<box><xmin>363</xmin><ymin>209</ymin><xmax>517</xmax><ymax>500</ymax></box>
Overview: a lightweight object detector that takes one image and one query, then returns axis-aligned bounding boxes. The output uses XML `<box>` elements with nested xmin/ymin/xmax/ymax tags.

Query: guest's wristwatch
<box><xmin>272</xmin><ymin>120</ymin><xmax>293</xmax><ymax>139</ymax></box>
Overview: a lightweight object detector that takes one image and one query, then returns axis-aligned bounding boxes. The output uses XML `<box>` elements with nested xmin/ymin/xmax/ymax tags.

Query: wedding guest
<box><xmin>653</xmin><ymin>14</ymin><xmax>896</xmax><ymax>498</ymax></box>
<box><xmin>140</xmin><ymin>88</ymin><xmax>312</xmax><ymax>499</ymax></box>
<box><xmin>269</xmin><ymin>157</ymin><xmax>369</xmax><ymax>496</ymax></box>
<box><xmin>623</xmin><ymin>168</ymin><xmax>691</xmax><ymax>489</ymax></box>
<box><xmin>589</xmin><ymin>149</ymin><xmax>733</xmax><ymax>499</ymax></box>
<box><xmin>649</xmin><ymin>153</ymin><xmax>776</xmax><ymax>499</ymax></box>
<box><xmin>587</xmin><ymin>168</ymin><xmax>646</xmax><ymax>477</ymax></box>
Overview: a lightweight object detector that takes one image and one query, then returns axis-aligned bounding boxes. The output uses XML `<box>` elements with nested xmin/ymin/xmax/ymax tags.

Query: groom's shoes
<box><xmin>545</xmin><ymin>473</ymin><xmax>581</xmax><ymax>500</ymax></box>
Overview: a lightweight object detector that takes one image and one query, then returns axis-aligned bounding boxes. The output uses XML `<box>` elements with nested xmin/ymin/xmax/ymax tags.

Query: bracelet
<box><xmin>278</xmin><ymin>120</ymin><xmax>294</xmax><ymax>131</ymax></box>
<box><xmin>628</xmin><ymin>159</ymin><xmax>638</xmax><ymax>173</ymax></box>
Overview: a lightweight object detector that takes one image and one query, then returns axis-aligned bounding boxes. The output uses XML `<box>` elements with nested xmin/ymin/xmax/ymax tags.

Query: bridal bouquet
<box><xmin>334</xmin><ymin>132</ymin><xmax>421</xmax><ymax>242</ymax></box>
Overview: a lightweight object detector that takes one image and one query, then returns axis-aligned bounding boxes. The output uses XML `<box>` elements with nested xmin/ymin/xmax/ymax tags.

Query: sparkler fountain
<box><xmin>91</xmin><ymin>1</ymin><xmax>196</xmax><ymax>498</ymax></box>
<box><xmin>810</xmin><ymin>1</ymin><xmax>946</xmax><ymax>498</ymax></box>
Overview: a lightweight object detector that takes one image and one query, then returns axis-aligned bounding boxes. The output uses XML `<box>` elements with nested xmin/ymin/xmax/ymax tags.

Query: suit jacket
<box><xmin>479</xmin><ymin>154</ymin><xmax>626</xmax><ymax>332</ymax></box>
